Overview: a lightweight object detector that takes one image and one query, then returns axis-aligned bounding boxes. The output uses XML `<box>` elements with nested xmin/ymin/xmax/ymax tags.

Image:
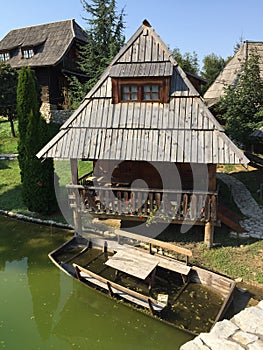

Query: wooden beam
<box><xmin>70</xmin><ymin>158</ymin><xmax>82</xmax><ymax>234</ymax></box>
<box><xmin>70</xmin><ymin>158</ymin><xmax>79</xmax><ymax>184</ymax></box>
<box><xmin>115</xmin><ymin>229</ymin><xmax>192</xmax><ymax>257</ymax></box>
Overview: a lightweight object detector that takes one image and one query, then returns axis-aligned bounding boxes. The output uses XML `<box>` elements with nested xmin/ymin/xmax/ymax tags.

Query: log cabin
<box><xmin>0</xmin><ymin>19</ymin><xmax>88</xmax><ymax>118</ymax></box>
<box><xmin>37</xmin><ymin>20</ymin><xmax>249</xmax><ymax>246</ymax></box>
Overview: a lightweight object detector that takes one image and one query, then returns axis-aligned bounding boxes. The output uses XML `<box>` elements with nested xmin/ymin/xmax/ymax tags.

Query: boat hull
<box><xmin>49</xmin><ymin>233</ymin><xmax>235</xmax><ymax>335</ymax></box>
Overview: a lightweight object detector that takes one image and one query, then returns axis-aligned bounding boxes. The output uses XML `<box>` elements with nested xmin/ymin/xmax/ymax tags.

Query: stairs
<box><xmin>217</xmin><ymin>204</ymin><xmax>245</xmax><ymax>233</ymax></box>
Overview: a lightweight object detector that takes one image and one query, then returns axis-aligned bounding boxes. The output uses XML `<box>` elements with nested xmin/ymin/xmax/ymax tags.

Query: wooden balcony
<box><xmin>67</xmin><ymin>181</ymin><xmax>217</xmax><ymax>225</ymax></box>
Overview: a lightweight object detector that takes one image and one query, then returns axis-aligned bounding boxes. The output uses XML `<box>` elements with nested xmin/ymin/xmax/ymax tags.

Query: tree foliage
<box><xmin>17</xmin><ymin>67</ymin><xmax>57</xmax><ymax>214</ymax></box>
<box><xmin>172</xmin><ymin>47</ymin><xmax>199</xmax><ymax>75</ymax></box>
<box><xmin>201</xmin><ymin>53</ymin><xmax>226</xmax><ymax>93</ymax></box>
<box><xmin>69</xmin><ymin>0</ymin><xmax>125</xmax><ymax>107</ymax></box>
<box><xmin>0</xmin><ymin>63</ymin><xmax>18</xmax><ymax>137</ymax></box>
<box><xmin>219</xmin><ymin>52</ymin><xmax>263</xmax><ymax>147</ymax></box>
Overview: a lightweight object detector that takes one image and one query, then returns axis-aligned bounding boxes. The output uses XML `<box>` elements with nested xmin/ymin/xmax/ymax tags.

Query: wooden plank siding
<box><xmin>37</xmin><ymin>20</ymin><xmax>249</xmax><ymax>165</ymax></box>
<box><xmin>65</xmin><ymin>97</ymin><xmax>225</xmax><ymax>130</ymax></box>
<box><xmin>42</xmin><ymin>127</ymin><xmax>247</xmax><ymax>164</ymax></box>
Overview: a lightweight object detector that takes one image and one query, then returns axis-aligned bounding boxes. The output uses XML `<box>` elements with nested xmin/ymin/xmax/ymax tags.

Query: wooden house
<box><xmin>37</xmin><ymin>20</ymin><xmax>249</xmax><ymax>246</ymax></box>
<box><xmin>204</xmin><ymin>41</ymin><xmax>263</xmax><ymax>107</ymax></box>
<box><xmin>0</xmin><ymin>19</ymin><xmax>88</xmax><ymax>117</ymax></box>
<box><xmin>249</xmin><ymin>126</ymin><xmax>263</xmax><ymax>153</ymax></box>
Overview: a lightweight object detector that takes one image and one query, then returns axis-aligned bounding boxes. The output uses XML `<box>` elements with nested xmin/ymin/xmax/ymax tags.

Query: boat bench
<box><xmin>73</xmin><ymin>263</ymin><xmax>166</xmax><ymax>313</ymax></box>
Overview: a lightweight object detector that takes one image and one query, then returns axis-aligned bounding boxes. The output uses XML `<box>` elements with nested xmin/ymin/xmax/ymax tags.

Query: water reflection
<box><xmin>0</xmin><ymin>216</ymin><xmax>193</xmax><ymax>349</ymax></box>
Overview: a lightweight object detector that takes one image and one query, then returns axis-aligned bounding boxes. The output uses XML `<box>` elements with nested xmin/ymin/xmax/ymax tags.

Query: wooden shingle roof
<box><xmin>37</xmin><ymin>20</ymin><xmax>248</xmax><ymax>165</ymax></box>
<box><xmin>204</xmin><ymin>41</ymin><xmax>263</xmax><ymax>107</ymax></box>
<box><xmin>250</xmin><ymin>126</ymin><xmax>263</xmax><ymax>141</ymax></box>
<box><xmin>0</xmin><ymin>19</ymin><xmax>87</xmax><ymax>68</ymax></box>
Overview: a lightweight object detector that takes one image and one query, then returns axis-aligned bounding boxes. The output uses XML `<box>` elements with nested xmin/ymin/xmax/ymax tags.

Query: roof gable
<box><xmin>0</xmin><ymin>19</ymin><xmax>87</xmax><ymax>68</ymax></box>
<box><xmin>37</xmin><ymin>20</ymin><xmax>248</xmax><ymax>165</ymax></box>
<box><xmin>204</xmin><ymin>41</ymin><xmax>263</xmax><ymax>107</ymax></box>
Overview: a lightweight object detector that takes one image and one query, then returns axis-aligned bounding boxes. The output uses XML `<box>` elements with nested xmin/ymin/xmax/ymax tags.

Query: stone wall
<box><xmin>49</xmin><ymin>109</ymin><xmax>73</xmax><ymax>125</ymax></box>
<box><xmin>181</xmin><ymin>301</ymin><xmax>263</xmax><ymax>350</ymax></box>
<box><xmin>40</xmin><ymin>102</ymin><xmax>73</xmax><ymax>125</ymax></box>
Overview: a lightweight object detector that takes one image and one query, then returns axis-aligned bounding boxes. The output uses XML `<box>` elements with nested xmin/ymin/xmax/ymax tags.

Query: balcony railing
<box><xmin>67</xmin><ymin>183</ymin><xmax>217</xmax><ymax>224</ymax></box>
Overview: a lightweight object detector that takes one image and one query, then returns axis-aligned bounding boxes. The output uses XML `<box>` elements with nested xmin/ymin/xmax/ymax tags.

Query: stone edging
<box><xmin>181</xmin><ymin>301</ymin><xmax>263</xmax><ymax>350</ymax></box>
<box><xmin>0</xmin><ymin>153</ymin><xmax>18</xmax><ymax>160</ymax></box>
<box><xmin>0</xmin><ymin>209</ymin><xmax>73</xmax><ymax>230</ymax></box>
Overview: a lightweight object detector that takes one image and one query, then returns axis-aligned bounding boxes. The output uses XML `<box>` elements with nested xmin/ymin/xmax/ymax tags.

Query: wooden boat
<box><xmin>49</xmin><ymin>229</ymin><xmax>236</xmax><ymax>334</ymax></box>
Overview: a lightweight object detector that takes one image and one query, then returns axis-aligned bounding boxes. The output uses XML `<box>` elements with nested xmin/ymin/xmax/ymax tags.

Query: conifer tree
<box><xmin>17</xmin><ymin>67</ymin><xmax>57</xmax><ymax>214</ymax></box>
<box><xmin>17</xmin><ymin>66</ymin><xmax>38</xmax><ymax>184</ymax></box>
<box><xmin>69</xmin><ymin>0</ymin><xmax>125</xmax><ymax>106</ymax></box>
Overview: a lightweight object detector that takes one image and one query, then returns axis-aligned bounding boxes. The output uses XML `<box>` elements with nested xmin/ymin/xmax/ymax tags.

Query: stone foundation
<box><xmin>40</xmin><ymin>102</ymin><xmax>73</xmax><ymax>125</ymax></box>
<box><xmin>49</xmin><ymin>109</ymin><xmax>73</xmax><ymax>125</ymax></box>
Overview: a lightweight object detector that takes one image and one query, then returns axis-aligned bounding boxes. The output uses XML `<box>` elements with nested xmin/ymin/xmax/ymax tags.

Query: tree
<box><xmin>201</xmin><ymin>53</ymin><xmax>226</xmax><ymax>93</ymax></box>
<box><xmin>219</xmin><ymin>52</ymin><xmax>263</xmax><ymax>147</ymax></box>
<box><xmin>233</xmin><ymin>35</ymin><xmax>244</xmax><ymax>54</ymax></box>
<box><xmin>0</xmin><ymin>63</ymin><xmax>18</xmax><ymax>137</ymax></box>
<box><xmin>69</xmin><ymin>0</ymin><xmax>125</xmax><ymax>106</ymax></box>
<box><xmin>17</xmin><ymin>66</ymin><xmax>38</xmax><ymax>184</ymax></box>
<box><xmin>17</xmin><ymin>67</ymin><xmax>57</xmax><ymax>214</ymax></box>
<box><xmin>172</xmin><ymin>47</ymin><xmax>199</xmax><ymax>75</ymax></box>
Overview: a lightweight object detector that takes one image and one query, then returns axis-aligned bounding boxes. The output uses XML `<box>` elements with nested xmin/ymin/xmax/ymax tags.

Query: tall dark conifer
<box><xmin>69</xmin><ymin>0</ymin><xmax>125</xmax><ymax>106</ymax></box>
<box><xmin>17</xmin><ymin>67</ymin><xmax>57</xmax><ymax>214</ymax></box>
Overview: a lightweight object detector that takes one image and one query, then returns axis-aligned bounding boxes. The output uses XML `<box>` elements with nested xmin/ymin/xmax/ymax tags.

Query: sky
<box><xmin>1</xmin><ymin>0</ymin><xmax>263</xmax><ymax>67</ymax></box>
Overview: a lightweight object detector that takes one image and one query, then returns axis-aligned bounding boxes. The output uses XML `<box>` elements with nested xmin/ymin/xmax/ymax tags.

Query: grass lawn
<box><xmin>157</xmin><ymin>223</ymin><xmax>263</xmax><ymax>291</ymax></box>
<box><xmin>0</xmin><ymin>160</ymin><xmax>25</xmax><ymax>211</ymax></box>
<box><xmin>0</xmin><ymin>119</ymin><xmax>18</xmax><ymax>154</ymax></box>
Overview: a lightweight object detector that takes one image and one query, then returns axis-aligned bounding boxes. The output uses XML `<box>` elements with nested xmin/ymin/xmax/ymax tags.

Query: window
<box><xmin>0</xmin><ymin>51</ymin><xmax>10</xmax><ymax>62</ymax></box>
<box><xmin>22</xmin><ymin>47</ymin><xmax>34</xmax><ymax>59</ymax></box>
<box><xmin>143</xmin><ymin>85</ymin><xmax>160</xmax><ymax>101</ymax></box>
<box><xmin>122</xmin><ymin>85</ymin><xmax>139</xmax><ymax>101</ymax></box>
<box><xmin>112</xmin><ymin>78</ymin><xmax>169</xmax><ymax>104</ymax></box>
<box><xmin>121</xmin><ymin>84</ymin><xmax>160</xmax><ymax>102</ymax></box>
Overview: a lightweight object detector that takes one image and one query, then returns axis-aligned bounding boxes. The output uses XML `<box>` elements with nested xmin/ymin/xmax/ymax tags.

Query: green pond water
<box><xmin>0</xmin><ymin>215</ymin><xmax>193</xmax><ymax>350</ymax></box>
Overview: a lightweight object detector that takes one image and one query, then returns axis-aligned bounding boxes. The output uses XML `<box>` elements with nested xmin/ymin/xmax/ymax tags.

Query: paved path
<box><xmin>217</xmin><ymin>172</ymin><xmax>263</xmax><ymax>239</ymax></box>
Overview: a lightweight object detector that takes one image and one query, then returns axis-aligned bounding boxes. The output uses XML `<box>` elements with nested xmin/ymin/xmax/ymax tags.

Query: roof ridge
<box><xmin>9</xmin><ymin>19</ymin><xmax>74</xmax><ymax>33</ymax></box>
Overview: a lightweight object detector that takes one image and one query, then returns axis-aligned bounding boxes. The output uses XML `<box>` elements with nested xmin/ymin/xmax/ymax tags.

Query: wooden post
<box><xmin>107</xmin><ymin>282</ymin><xmax>114</xmax><ymax>297</ymax></box>
<box><xmin>103</xmin><ymin>240</ymin><xmax>108</xmax><ymax>253</ymax></box>
<box><xmin>204</xmin><ymin>221</ymin><xmax>214</xmax><ymax>248</ymax></box>
<box><xmin>208</xmin><ymin>164</ymin><xmax>217</xmax><ymax>191</ymax></box>
<box><xmin>75</xmin><ymin>265</ymin><xmax>81</xmax><ymax>280</ymax></box>
<box><xmin>70</xmin><ymin>158</ymin><xmax>82</xmax><ymax>235</ymax></box>
<box><xmin>147</xmin><ymin>298</ymin><xmax>155</xmax><ymax>315</ymax></box>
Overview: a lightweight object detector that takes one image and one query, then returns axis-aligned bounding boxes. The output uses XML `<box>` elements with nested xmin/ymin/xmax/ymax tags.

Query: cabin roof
<box><xmin>249</xmin><ymin>126</ymin><xmax>263</xmax><ymax>141</ymax></box>
<box><xmin>110</xmin><ymin>62</ymin><xmax>174</xmax><ymax>77</ymax></box>
<box><xmin>204</xmin><ymin>41</ymin><xmax>263</xmax><ymax>107</ymax></box>
<box><xmin>37</xmin><ymin>20</ymin><xmax>249</xmax><ymax>165</ymax></box>
<box><xmin>0</xmin><ymin>19</ymin><xmax>87</xmax><ymax>68</ymax></box>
